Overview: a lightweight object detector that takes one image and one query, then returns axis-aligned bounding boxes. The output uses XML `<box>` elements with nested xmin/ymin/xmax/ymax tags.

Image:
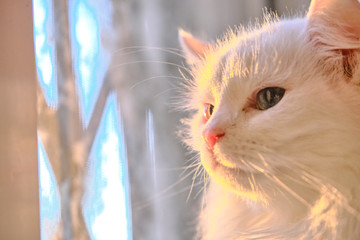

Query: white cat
<box><xmin>179</xmin><ymin>0</ymin><xmax>360</xmax><ymax>239</ymax></box>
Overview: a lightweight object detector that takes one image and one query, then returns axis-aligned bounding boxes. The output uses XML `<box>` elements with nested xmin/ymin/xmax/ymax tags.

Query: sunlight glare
<box><xmin>70</xmin><ymin>0</ymin><xmax>102</xmax><ymax>127</ymax></box>
<box><xmin>38</xmin><ymin>137</ymin><xmax>61</xmax><ymax>240</ymax></box>
<box><xmin>83</xmin><ymin>94</ymin><xmax>132</xmax><ymax>240</ymax></box>
<box><xmin>33</xmin><ymin>0</ymin><xmax>57</xmax><ymax>107</ymax></box>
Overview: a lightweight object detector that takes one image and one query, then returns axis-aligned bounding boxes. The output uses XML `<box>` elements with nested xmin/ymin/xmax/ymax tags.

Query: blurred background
<box><xmin>29</xmin><ymin>0</ymin><xmax>311</xmax><ymax>239</ymax></box>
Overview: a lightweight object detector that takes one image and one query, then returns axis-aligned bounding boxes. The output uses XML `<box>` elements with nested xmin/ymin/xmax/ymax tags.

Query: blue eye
<box><xmin>256</xmin><ymin>87</ymin><xmax>285</xmax><ymax>110</ymax></box>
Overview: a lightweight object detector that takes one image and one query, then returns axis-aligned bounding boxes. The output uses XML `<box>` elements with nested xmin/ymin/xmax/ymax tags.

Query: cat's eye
<box><xmin>256</xmin><ymin>87</ymin><xmax>285</xmax><ymax>110</ymax></box>
<box><xmin>203</xmin><ymin>103</ymin><xmax>214</xmax><ymax>120</ymax></box>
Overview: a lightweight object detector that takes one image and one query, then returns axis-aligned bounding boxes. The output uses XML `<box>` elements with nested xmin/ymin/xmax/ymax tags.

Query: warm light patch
<box><xmin>196</xmin><ymin>31</ymin><xmax>244</xmax><ymax>94</ymax></box>
<box><xmin>201</xmin><ymin>152</ymin><xmax>265</xmax><ymax>203</ymax></box>
<box><xmin>206</xmin><ymin>192</ymin><xmax>232</xmax><ymax>237</ymax></box>
<box><xmin>309</xmin><ymin>187</ymin><xmax>341</xmax><ymax>236</ymax></box>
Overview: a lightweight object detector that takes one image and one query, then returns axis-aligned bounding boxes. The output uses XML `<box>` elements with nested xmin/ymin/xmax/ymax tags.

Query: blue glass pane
<box><xmin>33</xmin><ymin>0</ymin><xmax>57</xmax><ymax>108</ymax></box>
<box><xmin>38</xmin><ymin>137</ymin><xmax>61</xmax><ymax>240</ymax></box>
<box><xmin>83</xmin><ymin>93</ymin><xmax>132</xmax><ymax>240</ymax></box>
<box><xmin>69</xmin><ymin>0</ymin><xmax>111</xmax><ymax>127</ymax></box>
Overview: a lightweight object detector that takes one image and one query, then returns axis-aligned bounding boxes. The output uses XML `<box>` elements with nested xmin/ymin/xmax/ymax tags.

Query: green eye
<box><xmin>256</xmin><ymin>87</ymin><xmax>285</xmax><ymax>110</ymax></box>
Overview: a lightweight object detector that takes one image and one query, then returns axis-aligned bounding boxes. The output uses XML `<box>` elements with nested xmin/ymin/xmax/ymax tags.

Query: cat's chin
<box><xmin>200</xmin><ymin>149</ymin><xmax>267</xmax><ymax>202</ymax></box>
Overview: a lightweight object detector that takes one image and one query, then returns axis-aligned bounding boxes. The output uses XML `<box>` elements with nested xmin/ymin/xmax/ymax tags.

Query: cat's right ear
<box><xmin>179</xmin><ymin>29</ymin><xmax>211</xmax><ymax>65</ymax></box>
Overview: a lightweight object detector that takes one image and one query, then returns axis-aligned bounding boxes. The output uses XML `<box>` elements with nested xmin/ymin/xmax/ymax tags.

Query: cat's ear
<box><xmin>307</xmin><ymin>0</ymin><xmax>360</xmax><ymax>49</ymax></box>
<box><xmin>307</xmin><ymin>0</ymin><xmax>360</xmax><ymax>83</ymax></box>
<box><xmin>179</xmin><ymin>29</ymin><xmax>211</xmax><ymax>64</ymax></box>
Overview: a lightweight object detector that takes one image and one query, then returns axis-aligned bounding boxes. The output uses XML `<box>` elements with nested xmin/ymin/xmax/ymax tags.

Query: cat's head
<box><xmin>180</xmin><ymin>0</ymin><xmax>360</xmax><ymax>204</ymax></box>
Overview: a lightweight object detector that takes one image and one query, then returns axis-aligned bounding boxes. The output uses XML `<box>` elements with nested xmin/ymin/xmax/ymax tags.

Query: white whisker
<box><xmin>112</xmin><ymin>45</ymin><xmax>185</xmax><ymax>58</ymax></box>
<box><xmin>109</xmin><ymin>60</ymin><xmax>190</xmax><ymax>73</ymax></box>
<box><xmin>128</xmin><ymin>75</ymin><xmax>183</xmax><ymax>91</ymax></box>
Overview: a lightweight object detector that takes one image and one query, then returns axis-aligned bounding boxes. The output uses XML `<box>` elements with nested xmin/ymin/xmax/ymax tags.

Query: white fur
<box><xmin>180</xmin><ymin>0</ymin><xmax>360</xmax><ymax>239</ymax></box>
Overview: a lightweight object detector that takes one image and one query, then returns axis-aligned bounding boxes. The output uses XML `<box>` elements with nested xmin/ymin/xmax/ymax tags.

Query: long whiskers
<box><xmin>154</xmin><ymin>87</ymin><xmax>179</xmax><ymax>98</ymax></box>
<box><xmin>180</xmin><ymin>153</ymin><xmax>200</xmax><ymax>178</ymax></box>
<box><xmin>128</xmin><ymin>75</ymin><xmax>183</xmax><ymax>91</ymax></box>
<box><xmin>109</xmin><ymin>59</ymin><xmax>191</xmax><ymax>73</ymax></box>
<box><xmin>200</xmin><ymin>170</ymin><xmax>210</xmax><ymax>211</ymax></box>
<box><xmin>193</xmin><ymin>168</ymin><xmax>208</xmax><ymax>200</ymax></box>
<box><xmin>253</xmin><ymin>151</ymin><xmax>360</xmax><ymax>219</ymax></box>
<box><xmin>187</xmin><ymin>163</ymin><xmax>205</xmax><ymax>202</ymax></box>
<box><xmin>135</xmin><ymin>180</ymin><xmax>204</xmax><ymax>210</ymax></box>
<box><xmin>112</xmin><ymin>45</ymin><xmax>185</xmax><ymax>59</ymax></box>
<box><xmin>134</xmin><ymin>165</ymin><xmax>201</xmax><ymax>210</ymax></box>
<box><xmin>269</xmin><ymin>174</ymin><xmax>312</xmax><ymax>208</ymax></box>
<box><xmin>244</xmin><ymin>154</ymin><xmax>312</xmax><ymax>208</ymax></box>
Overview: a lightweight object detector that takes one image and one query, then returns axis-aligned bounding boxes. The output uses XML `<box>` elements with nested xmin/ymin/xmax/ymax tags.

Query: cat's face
<box><xmin>180</xmin><ymin>0</ymin><xmax>360</xmax><ymax>203</ymax></box>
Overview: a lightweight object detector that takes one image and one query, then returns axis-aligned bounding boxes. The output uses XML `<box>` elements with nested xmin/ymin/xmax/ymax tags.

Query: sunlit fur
<box><xmin>180</xmin><ymin>1</ymin><xmax>360</xmax><ymax>239</ymax></box>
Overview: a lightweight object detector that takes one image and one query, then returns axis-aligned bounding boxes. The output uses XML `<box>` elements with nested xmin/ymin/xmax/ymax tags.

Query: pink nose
<box><xmin>202</xmin><ymin>131</ymin><xmax>225</xmax><ymax>150</ymax></box>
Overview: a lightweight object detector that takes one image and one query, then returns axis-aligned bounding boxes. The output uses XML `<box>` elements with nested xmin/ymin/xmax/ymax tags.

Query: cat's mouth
<box><xmin>200</xmin><ymin>148</ymin><xmax>268</xmax><ymax>201</ymax></box>
<box><xmin>202</xmin><ymin>144</ymin><xmax>249</xmax><ymax>170</ymax></box>
<box><xmin>201</xmin><ymin>147</ymin><xmax>243</xmax><ymax>174</ymax></box>
<box><xmin>212</xmin><ymin>153</ymin><xmax>237</xmax><ymax>168</ymax></box>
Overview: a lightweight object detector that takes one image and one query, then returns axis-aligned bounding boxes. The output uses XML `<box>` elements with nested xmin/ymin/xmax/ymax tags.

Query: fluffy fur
<box><xmin>179</xmin><ymin>0</ymin><xmax>360</xmax><ymax>239</ymax></box>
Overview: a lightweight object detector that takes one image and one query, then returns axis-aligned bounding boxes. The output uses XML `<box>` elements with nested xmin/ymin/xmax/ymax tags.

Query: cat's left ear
<box><xmin>307</xmin><ymin>0</ymin><xmax>360</xmax><ymax>49</ymax></box>
<box><xmin>179</xmin><ymin>29</ymin><xmax>212</xmax><ymax>65</ymax></box>
<box><xmin>307</xmin><ymin>0</ymin><xmax>360</xmax><ymax>82</ymax></box>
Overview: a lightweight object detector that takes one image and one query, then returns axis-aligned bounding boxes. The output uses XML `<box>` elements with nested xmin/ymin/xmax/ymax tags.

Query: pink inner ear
<box><xmin>179</xmin><ymin>29</ymin><xmax>210</xmax><ymax>58</ymax></box>
<box><xmin>308</xmin><ymin>0</ymin><xmax>360</xmax><ymax>38</ymax></box>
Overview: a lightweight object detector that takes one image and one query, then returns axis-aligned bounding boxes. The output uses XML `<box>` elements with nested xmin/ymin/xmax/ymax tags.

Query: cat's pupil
<box><xmin>203</xmin><ymin>103</ymin><xmax>215</xmax><ymax>120</ymax></box>
<box><xmin>256</xmin><ymin>87</ymin><xmax>285</xmax><ymax>110</ymax></box>
<box><xmin>209</xmin><ymin>104</ymin><xmax>214</xmax><ymax>115</ymax></box>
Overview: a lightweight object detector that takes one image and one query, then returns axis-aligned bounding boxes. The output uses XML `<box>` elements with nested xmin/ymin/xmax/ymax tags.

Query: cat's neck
<box><xmin>200</xmin><ymin>174</ymin><xmax>360</xmax><ymax>239</ymax></box>
<box><xmin>199</xmin><ymin>181</ymin><xmax>307</xmax><ymax>239</ymax></box>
